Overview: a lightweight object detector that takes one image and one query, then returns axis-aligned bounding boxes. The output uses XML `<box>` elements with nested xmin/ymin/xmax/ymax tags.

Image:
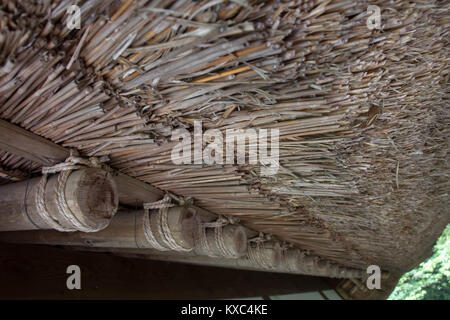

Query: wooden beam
<box><xmin>114</xmin><ymin>172</ymin><xmax>163</xmax><ymax>203</ymax></box>
<box><xmin>0</xmin><ymin>119</ymin><xmax>163</xmax><ymax>203</ymax></box>
<box><xmin>106</xmin><ymin>248</ymin><xmax>364</xmax><ymax>279</ymax></box>
<box><xmin>0</xmin><ymin>207</ymin><xmax>197</xmax><ymax>250</ymax></box>
<box><xmin>0</xmin><ymin>119</ymin><xmax>69</xmax><ymax>166</ymax></box>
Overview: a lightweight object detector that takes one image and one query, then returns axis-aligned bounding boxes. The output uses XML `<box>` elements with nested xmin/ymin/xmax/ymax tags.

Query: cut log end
<box><xmin>176</xmin><ymin>206</ymin><xmax>198</xmax><ymax>250</ymax></box>
<box><xmin>149</xmin><ymin>206</ymin><xmax>198</xmax><ymax>252</ymax></box>
<box><xmin>247</xmin><ymin>241</ymin><xmax>282</xmax><ymax>269</ymax></box>
<box><xmin>0</xmin><ymin>168</ymin><xmax>119</xmax><ymax>232</ymax></box>
<box><xmin>284</xmin><ymin>248</ymin><xmax>301</xmax><ymax>272</ymax></box>
<box><xmin>222</xmin><ymin>225</ymin><xmax>248</xmax><ymax>258</ymax></box>
<box><xmin>65</xmin><ymin>168</ymin><xmax>119</xmax><ymax>232</ymax></box>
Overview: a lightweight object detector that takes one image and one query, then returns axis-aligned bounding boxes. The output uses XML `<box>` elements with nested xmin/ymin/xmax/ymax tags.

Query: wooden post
<box><xmin>0</xmin><ymin>168</ymin><xmax>118</xmax><ymax>232</ymax></box>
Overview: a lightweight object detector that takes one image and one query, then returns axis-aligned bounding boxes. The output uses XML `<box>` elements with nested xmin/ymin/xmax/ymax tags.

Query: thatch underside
<box><xmin>0</xmin><ymin>150</ymin><xmax>41</xmax><ymax>182</ymax></box>
<box><xmin>0</xmin><ymin>0</ymin><xmax>449</xmax><ymax>275</ymax></box>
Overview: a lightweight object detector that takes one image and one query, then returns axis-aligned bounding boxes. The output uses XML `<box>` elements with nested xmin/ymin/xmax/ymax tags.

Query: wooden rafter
<box><xmin>0</xmin><ymin>119</ymin><xmax>163</xmax><ymax>203</ymax></box>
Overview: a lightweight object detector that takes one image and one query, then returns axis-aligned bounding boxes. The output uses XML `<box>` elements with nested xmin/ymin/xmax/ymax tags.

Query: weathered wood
<box><xmin>194</xmin><ymin>224</ymin><xmax>248</xmax><ymax>258</ymax></box>
<box><xmin>114</xmin><ymin>249</ymin><xmax>301</xmax><ymax>275</ymax></box>
<box><xmin>0</xmin><ymin>119</ymin><xmax>162</xmax><ymax>203</ymax></box>
<box><xmin>0</xmin><ymin>119</ymin><xmax>69</xmax><ymax>166</ymax></box>
<box><xmin>247</xmin><ymin>241</ymin><xmax>282</xmax><ymax>270</ymax></box>
<box><xmin>0</xmin><ymin>206</ymin><xmax>199</xmax><ymax>251</ymax></box>
<box><xmin>114</xmin><ymin>172</ymin><xmax>163</xmax><ymax>203</ymax></box>
<box><xmin>0</xmin><ymin>211</ymin><xmax>150</xmax><ymax>247</ymax></box>
<box><xmin>116</xmin><ymin>247</ymin><xmax>365</xmax><ymax>278</ymax></box>
<box><xmin>0</xmin><ymin>168</ymin><xmax>118</xmax><ymax>232</ymax></box>
<box><xmin>85</xmin><ymin>246</ymin><xmax>364</xmax><ymax>279</ymax></box>
<box><xmin>55</xmin><ymin>244</ymin><xmax>365</xmax><ymax>279</ymax></box>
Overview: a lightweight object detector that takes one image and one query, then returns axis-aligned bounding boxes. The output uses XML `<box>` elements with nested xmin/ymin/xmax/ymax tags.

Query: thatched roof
<box><xmin>0</xmin><ymin>0</ymin><xmax>448</xmax><ymax>277</ymax></box>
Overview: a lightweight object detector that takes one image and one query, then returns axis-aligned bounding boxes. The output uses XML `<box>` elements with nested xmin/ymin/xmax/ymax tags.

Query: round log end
<box><xmin>316</xmin><ymin>259</ymin><xmax>329</xmax><ymax>274</ymax></box>
<box><xmin>284</xmin><ymin>248</ymin><xmax>301</xmax><ymax>271</ymax></box>
<box><xmin>222</xmin><ymin>225</ymin><xmax>248</xmax><ymax>258</ymax></box>
<box><xmin>176</xmin><ymin>206</ymin><xmax>198</xmax><ymax>250</ymax></box>
<box><xmin>271</xmin><ymin>241</ymin><xmax>282</xmax><ymax>268</ymax></box>
<box><xmin>248</xmin><ymin>241</ymin><xmax>282</xmax><ymax>269</ymax></box>
<box><xmin>65</xmin><ymin>168</ymin><xmax>119</xmax><ymax>232</ymax></box>
<box><xmin>150</xmin><ymin>206</ymin><xmax>198</xmax><ymax>251</ymax></box>
<box><xmin>302</xmin><ymin>255</ymin><xmax>316</xmax><ymax>273</ymax></box>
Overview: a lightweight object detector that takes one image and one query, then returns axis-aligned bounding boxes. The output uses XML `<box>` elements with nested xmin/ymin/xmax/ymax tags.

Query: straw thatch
<box><xmin>0</xmin><ymin>0</ymin><xmax>448</xmax><ymax>278</ymax></box>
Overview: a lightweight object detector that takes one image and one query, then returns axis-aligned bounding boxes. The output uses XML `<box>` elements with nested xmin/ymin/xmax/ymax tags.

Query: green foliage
<box><xmin>388</xmin><ymin>224</ymin><xmax>450</xmax><ymax>300</ymax></box>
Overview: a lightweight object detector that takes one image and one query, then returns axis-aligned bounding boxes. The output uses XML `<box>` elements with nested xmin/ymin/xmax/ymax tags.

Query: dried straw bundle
<box><xmin>0</xmin><ymin>0</ymin><xmax>448</xmax><ymax>276</ymax></box>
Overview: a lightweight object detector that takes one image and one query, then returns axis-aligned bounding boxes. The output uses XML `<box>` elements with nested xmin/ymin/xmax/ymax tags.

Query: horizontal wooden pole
<box><xmin>0</xmin><ymin>211</ymin><xmax>149</xmax><ymax>247</ymax></box>
<box><xmin>0</xmin><ymin>206</ymin><xmax>198</xmax><ymax>251</ymax></box>
<box><xmin>0</xmin><ymin>119</ymin><xmax>69</xmax><ymax>166</ymax></box>
<box><xmin>0</xmin><ymin>119</ymin><xmax>162</xmax><ymax>203</ymax></box>
<box><xmin>66</xmin><ymin>246</ymin><xmax>366</xmax><ymax>279</ymax></box>
<box><xmin>113</xmin><ymin>172</ymin><xmax>163</xmax><ymax>203</ymax></box>
<box><xmin>0</xmin><ymin>227</ymin><xmax>365</xmax><ymax>279</ymax></box>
